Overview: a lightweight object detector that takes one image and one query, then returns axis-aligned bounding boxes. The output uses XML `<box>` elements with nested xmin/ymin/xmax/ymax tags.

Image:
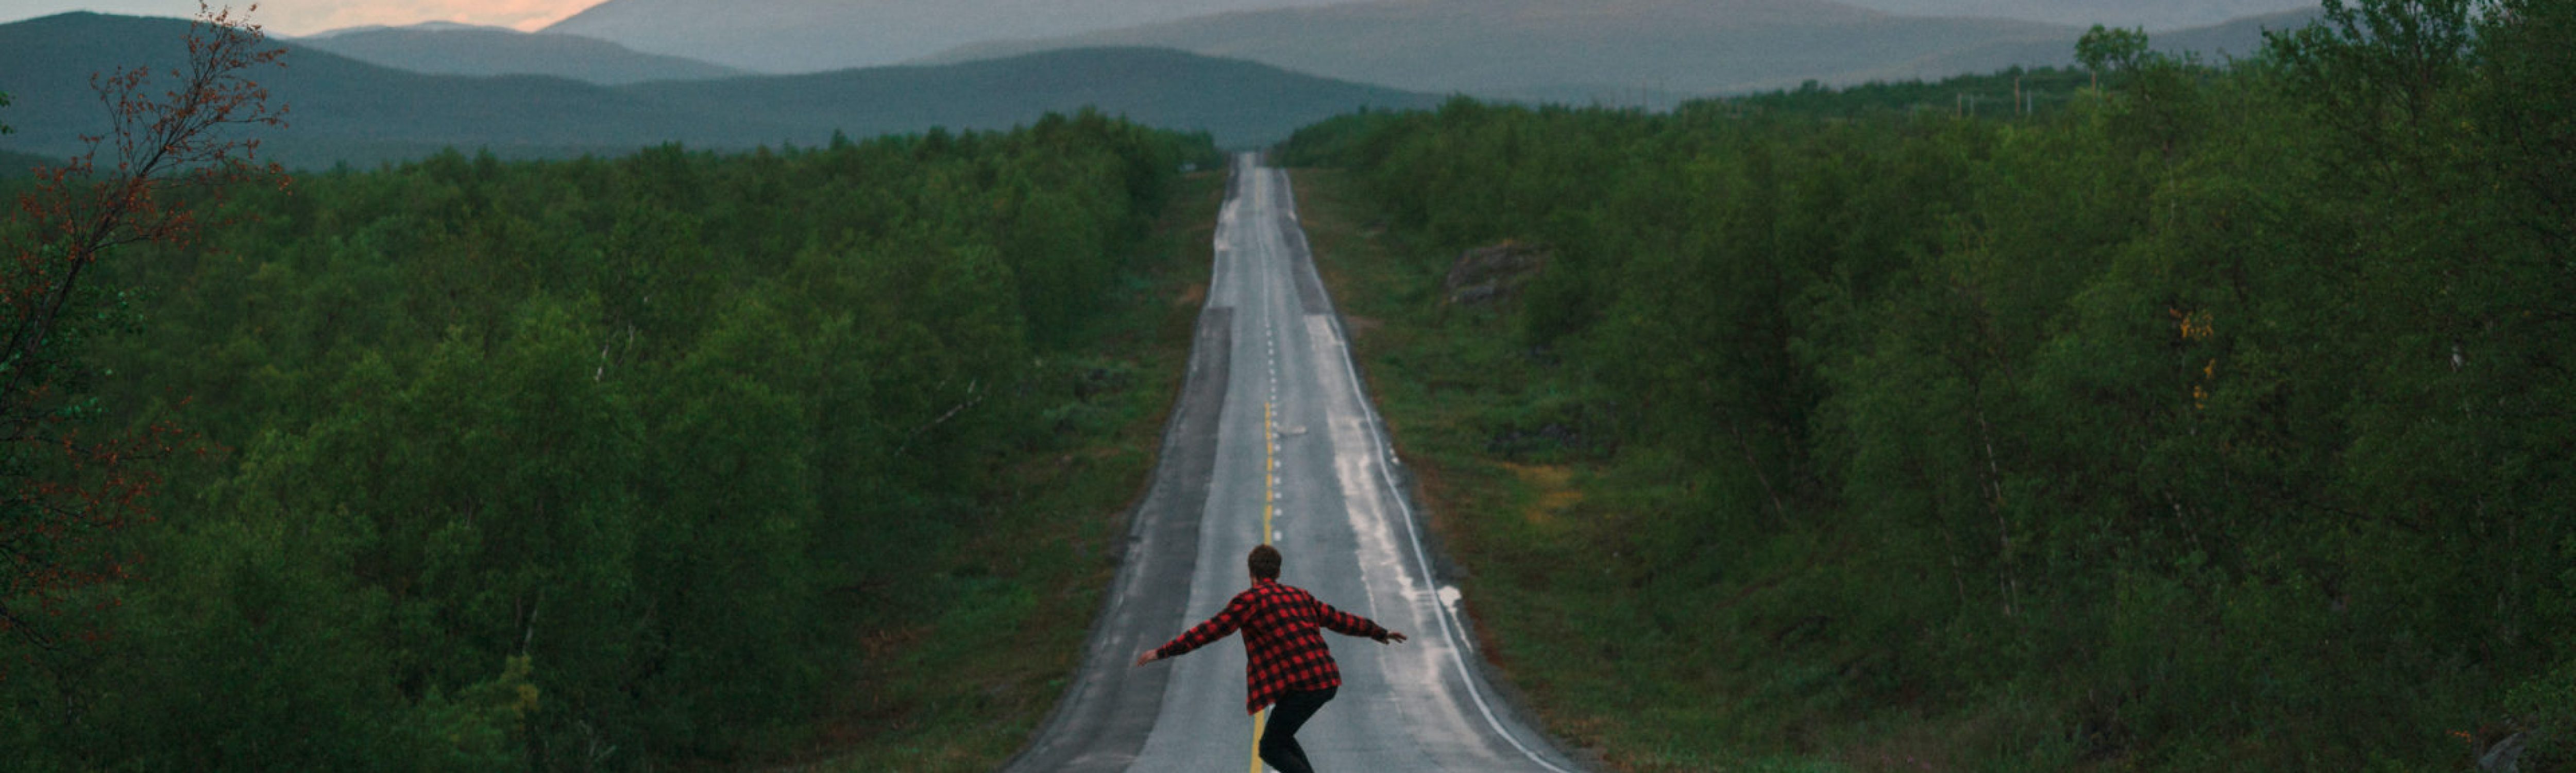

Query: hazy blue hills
<box><xmin>545</xmin><ymin>0</ymin><xmax>1358</xmax><ymax>72</ymax></box>
<box><xmin>2150</xmin><ymin>8</ymin><xmax>2323</xmax><ymax>58</ymax></box>
<box><xmin>1830</xmin><ymin>0</ymin><xmax>2311</xmax><ymax>31</ymax></box>
<box><xmin>926</xmin><ymin>0</ymin><xmax>2327</xmax><ymax>102</ymax></box>
<box><xmin>645</xmin><ymin>48</ymin><xmax>1436</xmax><ymax>149</ymax></box>
<box><xmin>926</xmin><ymin>0</ymin><xmax>2072</xmax><ymax>100</ymax></box>
<box><xmin>0</xmin><ymin>13</ymin><xmax>778</xmax><ymax>166</ymax></box>
<box><xmin>0</xmin><ymin>13</ymin><xmax>1434</xmax><ymax>168</ymax></box>
<box><xmin>1853</xmin><ymin>7</ymin><xmax>2321</xmax><ymax>84</ymax></box>
<box><xmin>0</xmin><ymin>147</ymin><xmax>47</xmax><ymax>177</ymax></box>
<box><xmin>295</xmin><ymin>24</ymin><xmax>747</xmax><ymax>85</ymax></box>
<box><xmin>541</xmin><ymin>0</ymin><xmax>2316</xmax><ymax>74</ymax></box>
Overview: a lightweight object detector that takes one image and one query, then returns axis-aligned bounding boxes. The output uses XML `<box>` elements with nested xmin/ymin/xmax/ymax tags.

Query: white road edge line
<box><xmin>1303</xmin><ymin>228</ymin><xmax>1577</xmax><ymax>771</ymax></box>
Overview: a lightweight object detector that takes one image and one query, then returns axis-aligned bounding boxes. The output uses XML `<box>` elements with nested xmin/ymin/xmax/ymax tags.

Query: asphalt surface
<box><xmin>1004</xmin><ymin>155</ymin><xmax>1585</xmax><ymax>773</ymax></box>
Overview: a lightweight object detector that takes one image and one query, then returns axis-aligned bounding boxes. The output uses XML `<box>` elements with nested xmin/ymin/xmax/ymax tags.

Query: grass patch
<box><xmin>787</xmin><ymin>172</ymin><xmax>1226</xmax><ymax>771</ymax></box>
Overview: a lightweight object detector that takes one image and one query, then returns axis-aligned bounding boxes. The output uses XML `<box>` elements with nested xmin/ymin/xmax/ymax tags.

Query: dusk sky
<box><xmin>0</xmin><ymin>0</ymin><xmax>600</xmax><ymax>35</ymax></box>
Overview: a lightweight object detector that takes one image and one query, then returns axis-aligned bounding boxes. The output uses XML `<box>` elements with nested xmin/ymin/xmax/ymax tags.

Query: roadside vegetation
<box><xmin>809</xmin><ymin>158</ymin><xmax>1226</xmax><ymax>772</ymax></box>
<box><xmin>1283</xmin><ymin>0</ymin><xmax>2575</xmax><ymax>769</ymax></box>
<box><xmin>0</xmin><ymin>43</ymin><xmax>1225</xmax><ymax>766</ymax></box>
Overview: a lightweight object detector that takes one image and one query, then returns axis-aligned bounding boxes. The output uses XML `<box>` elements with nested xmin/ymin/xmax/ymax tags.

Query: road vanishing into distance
<box><xmin>1003</xmin><ymin>155</ymin><xmax>1586</xmax><ymax>773</ymax></box>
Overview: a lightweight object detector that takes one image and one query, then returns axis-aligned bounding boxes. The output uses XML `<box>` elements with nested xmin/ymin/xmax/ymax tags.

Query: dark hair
<box><xmin>1248</xmin><ymin>544</ymin><xmax>1282</xmax><ymax>580</ymax></box>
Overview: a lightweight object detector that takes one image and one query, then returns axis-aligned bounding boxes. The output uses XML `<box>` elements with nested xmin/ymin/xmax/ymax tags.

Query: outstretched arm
<box><xmin>1134</xmin><ymin>593</ymin><xmax>1251</xmax><ymax>666</ymax></box>
<box><xmin>1315</xmin><ymin>599</ymin><xmax>1407</xmax><ymax>644</ymax></box>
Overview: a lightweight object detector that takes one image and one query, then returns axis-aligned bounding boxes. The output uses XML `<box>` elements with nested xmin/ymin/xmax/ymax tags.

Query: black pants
<box><xmin>1259</xmin><ymin>685</ymin><xmax>1338</xmax><ymax>773</ymax></box>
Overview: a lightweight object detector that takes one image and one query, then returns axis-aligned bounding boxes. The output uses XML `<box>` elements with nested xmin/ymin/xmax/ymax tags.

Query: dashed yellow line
<box><xmin>1263</xmin><ymin>401</ymin><xmax>1276</xmax><ymax>544</ymax></box>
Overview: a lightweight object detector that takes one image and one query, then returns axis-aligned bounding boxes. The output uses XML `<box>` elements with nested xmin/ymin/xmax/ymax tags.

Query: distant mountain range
<box><xmin>297</xmin><ymin>21</ymin><xmax>507</xmax><ymax>37</ymax></box>
<box><xmin>0</xmin><ymin>4</ymin><xmax>2331</xmax><ymax>172</ymax></box>
<box><xmin>1880</xmin><ymin>8</ymin><xmax>2319</xmax><ymax>83</ymax></box>
<box><xmin>534</xmin><ymin>0</ymin><xmax>2319</xmax><ymax>77</ymax></box>
<box><xmin>1831</xmin><ymin>0</ymin><xmax>2311</xmax><ymax>31</ymax></box>
<box><xmin>543</xmin><ymin>0</ymin><xmax>1359</xmax><ymax>72</ymax></box>
<box><xmin>302</xmin><ymin>1</ymin><xmax>2320</xmax><ymax>104</ymax></box>
<box><xmin>925</xmin><ymin>0</ymin><xmax>2325</xmax><ymax>102</ymax></box>
<box><xmin>295</xmin><ymin>24</ymin><xmax>745</xmax><ymax>85</ymax></box>
<box><xmin>0</xmin><ymin>13</ymin><xmax>1436</xmax><ymax>168</ymax></box>
<box><xmin>0</xmin><ymin>147</ymin><xmax>48</xmax><ymax>176</ymax></box>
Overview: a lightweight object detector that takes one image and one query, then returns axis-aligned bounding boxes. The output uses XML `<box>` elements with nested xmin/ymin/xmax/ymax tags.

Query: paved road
<box><xmin>1004</xmin><ymin>154</ymin><xmax>1585</xmax><ymax>773</ymax></box>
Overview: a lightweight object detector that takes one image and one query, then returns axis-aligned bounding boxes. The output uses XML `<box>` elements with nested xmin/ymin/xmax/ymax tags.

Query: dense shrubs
<box><xmin>0</xmin><ymin>112</ymin><xmax>1214</xmax><ymax>770</ymax></box>
<box><xmin>1284</xmin><ymin>0</ymin><xmax>2575</xmax><ymax>766</ymax></box>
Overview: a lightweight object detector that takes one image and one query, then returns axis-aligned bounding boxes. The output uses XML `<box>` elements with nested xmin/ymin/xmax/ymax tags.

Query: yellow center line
<box><xmin>1263</xmin><ymin>401</ymin><xmax>1275</xmax><ymax>544</ymax></box>
<box><xmin>1250</xmin><ymin>707</ymin><xmax>1268</xmax><ymax>773</ymax></box>
<box><xmin>1255</xmin><ymin>400</ymin><xmax>1276</xmax><ymax>772</ymax></box>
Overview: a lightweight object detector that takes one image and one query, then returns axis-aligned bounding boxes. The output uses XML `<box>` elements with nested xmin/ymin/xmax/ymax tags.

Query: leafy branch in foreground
<box><xmin>0</xmin><ymin>2</ymin><xmax>284</xmax><ymax>658</ymax></box>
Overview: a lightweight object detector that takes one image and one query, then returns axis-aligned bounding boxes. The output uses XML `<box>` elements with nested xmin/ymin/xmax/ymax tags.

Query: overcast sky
<box><xmin>0</xmin><ymin>0</ymin><xmax>600</xmax><ymax>35</ymax></box>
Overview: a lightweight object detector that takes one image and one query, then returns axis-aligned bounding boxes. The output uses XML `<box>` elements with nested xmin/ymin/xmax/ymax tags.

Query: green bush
<box><xmin>0</xmin><ymin>114</ymin><xmax>1212</xmax><ymax>770</ymax></box>
<box><xmin>1281</xmin><ymin>0</ymin><xmax>2575</xmax><ymax>766</ymax></box>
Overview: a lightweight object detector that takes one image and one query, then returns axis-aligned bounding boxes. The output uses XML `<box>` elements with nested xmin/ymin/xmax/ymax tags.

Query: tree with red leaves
<box><xmin>0</xmin><ymin>3</ymin><xmax>284</xmax><ymax>658</ymax></box>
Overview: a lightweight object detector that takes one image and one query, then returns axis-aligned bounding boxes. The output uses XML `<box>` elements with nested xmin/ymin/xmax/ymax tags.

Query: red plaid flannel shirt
<box><xmin>1154</xmin><ymin>578</ymin><xmax>1391</xmax><ymax>714</ymax></box>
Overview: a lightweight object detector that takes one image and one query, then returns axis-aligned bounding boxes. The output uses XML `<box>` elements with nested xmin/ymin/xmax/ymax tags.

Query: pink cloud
<box><xmin>1</xmin><ymin>2</ymin><xmax>596</xmax><ymax>35</ymax></box>
<box><xmin>253</xmin><ymin>1</ymin><xmax>603</xmax><ymax>34</ymax></box>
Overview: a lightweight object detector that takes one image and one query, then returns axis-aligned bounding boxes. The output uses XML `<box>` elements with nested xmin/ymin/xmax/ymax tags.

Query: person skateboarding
<box><xmin>1133</xmin><ymin>544</ymin><xmax>1408</xmax><ymax>773</ymax></box>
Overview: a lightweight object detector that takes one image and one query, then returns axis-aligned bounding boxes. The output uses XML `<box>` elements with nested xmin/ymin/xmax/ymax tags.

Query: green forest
<box><xmin>1281</xmin><ymin>0</ymin><xmax>2573</xmax><ymax>769</ymax></box>
<box><xmin>0</xmin><ymin>108</ymin><xmax>1222</xmax><ymax>770</ymax></box>
<box><xmin>5</xmin><ymin>0</ymin><xmax>2573</xmax><ymax>769</ymax></box>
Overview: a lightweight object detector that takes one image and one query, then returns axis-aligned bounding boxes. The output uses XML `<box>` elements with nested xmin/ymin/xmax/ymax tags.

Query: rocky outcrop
<box><xmin>2481</xmin><ymin>732</ymin><xmax>2530</xmax><ymax>772</ymax></box>
<box><xmin>1444</xmin><ymin>240</ymin><xmax>1550</xmax><ymax>305</ymax></box>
